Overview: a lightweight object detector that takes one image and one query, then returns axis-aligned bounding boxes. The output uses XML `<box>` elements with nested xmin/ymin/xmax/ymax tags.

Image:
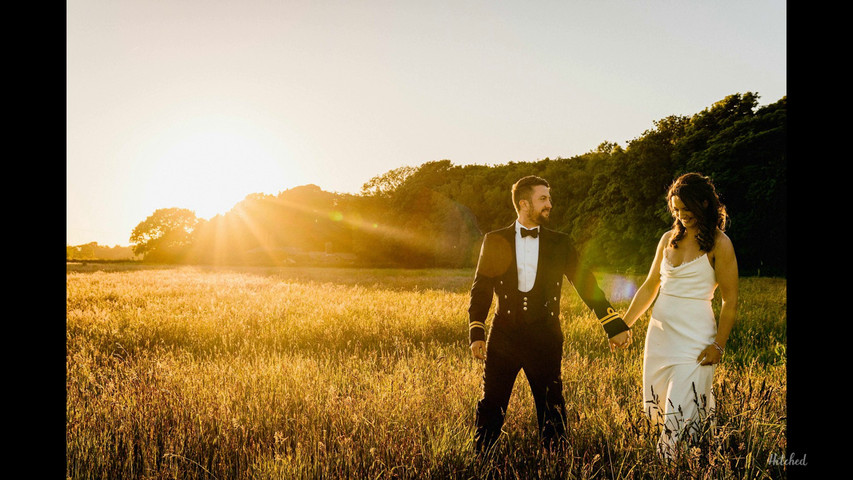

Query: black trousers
<box><xmin>474</xmin><ymin>316</ymin><xmax>568</xmax><ymax>451</ymax></box>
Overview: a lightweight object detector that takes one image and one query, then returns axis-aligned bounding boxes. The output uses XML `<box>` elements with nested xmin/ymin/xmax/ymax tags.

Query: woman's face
<box><xmin>670</xmin><ymin>195</ymin><xmax>697</xmax><ymax>229</ymax></box>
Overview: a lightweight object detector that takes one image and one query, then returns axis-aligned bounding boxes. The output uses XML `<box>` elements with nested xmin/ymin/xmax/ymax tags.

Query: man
<box><xmin>468</xmin><ymin>175</ymin><xmax>631</xmax><ymax>452</ymax></box>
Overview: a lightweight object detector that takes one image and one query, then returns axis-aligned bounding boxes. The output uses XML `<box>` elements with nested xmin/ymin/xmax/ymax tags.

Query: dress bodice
<box><xmin>659</xmin><ymin>253</ymin><xmax>717</xmax><ymax>301</ymax></box>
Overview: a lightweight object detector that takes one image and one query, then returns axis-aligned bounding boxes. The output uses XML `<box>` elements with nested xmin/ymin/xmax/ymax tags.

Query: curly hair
<box><xmin>666</xmin><ymin>173</ymin><xmax>728</xmax><ymax>252</ymax></box>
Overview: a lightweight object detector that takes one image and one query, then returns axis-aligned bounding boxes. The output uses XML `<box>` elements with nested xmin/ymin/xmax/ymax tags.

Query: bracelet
<box><xmin>712</xmin><ymin>341</ymin><xmax>724</xmax><ymax>355</ymax></box>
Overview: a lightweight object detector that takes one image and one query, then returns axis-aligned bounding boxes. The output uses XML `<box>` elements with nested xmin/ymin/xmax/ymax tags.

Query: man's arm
<box><xmin>468</xmin><ymin>235</ymin><xmax>498</xmax><ymax>345</ymax></box>
<box><xmin>564</xmin><ymin>243</ymin><xmax>630</xmax><ymax>338</ymax></box>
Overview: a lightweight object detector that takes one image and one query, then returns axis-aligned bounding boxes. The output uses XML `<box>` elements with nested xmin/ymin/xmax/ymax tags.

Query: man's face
<box><xmin>522</xmin><ymin>185</ymin><xmax>552</xmax><ymax>225</ymax></box>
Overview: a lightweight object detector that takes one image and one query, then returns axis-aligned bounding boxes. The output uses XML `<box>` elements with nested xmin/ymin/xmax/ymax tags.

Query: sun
<box><xmin>135</xmin><ymin>116</ymin><xmax>300</xmax><ymax>220</ymax></box>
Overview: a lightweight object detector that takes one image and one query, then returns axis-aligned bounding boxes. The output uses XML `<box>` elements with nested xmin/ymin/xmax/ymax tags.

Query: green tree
<box><xmin>126</xmin><ymin>93</ymin><xmax>785</xmax><ymax>274</ymax></box>
<box><xmin>361</xmin><ymin>165</ymin><xmax>417</xmax><ymax>197</ymax></box>
<box><xmin>130</xmin><ymin>208</ymin><xmax>200</xmax><ymax>262</ymax></box>
<box><xmin>674</xmin><ymin>95</ymin><xmax>787</xmax><ymax>275</ymax></box>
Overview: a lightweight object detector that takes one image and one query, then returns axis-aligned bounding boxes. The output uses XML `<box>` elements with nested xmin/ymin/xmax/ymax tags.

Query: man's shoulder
<box><xmin>477</xmin><ymin>225</ymin><xmax>514</xmax><ymax>277</ymax></box>
<box><xmin>482</xmin><ymin>224</ymin><xmax>571</xmax><ymax>243</ymax></box>
<box><xmin>542</xmin><ymin>226</ymin><xmax>571</xmax><ymax>242</ymax></box>
<box><xmin>483</xmin><ymin>224</ymin><xmax>515</xmax><ymax>238</ymax></box>
<box><xmin>543</xmin><ymin>226</ymin><xmax>569</xmax><ymax>237</ymax></box>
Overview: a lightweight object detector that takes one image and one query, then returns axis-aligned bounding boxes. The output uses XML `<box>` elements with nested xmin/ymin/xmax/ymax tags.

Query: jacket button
<box><xmin>507</xmin><ymin>310</ymin><xmax>510</xmax><ymax>314</ymax></box>
<box><xmin>523</xmin><ymin>307</ymin><xmax>527</xmax><ymax>311</ymax></box>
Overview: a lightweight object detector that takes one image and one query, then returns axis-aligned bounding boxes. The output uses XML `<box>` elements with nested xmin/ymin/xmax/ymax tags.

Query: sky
<box><xmin>67</xmin><ymin>0</ymin><xmax>786</xmax><ymax>247</ymax></box>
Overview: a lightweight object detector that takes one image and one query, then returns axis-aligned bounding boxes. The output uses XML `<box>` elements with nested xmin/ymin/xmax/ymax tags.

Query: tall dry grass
<box><xmin>66</xmin><ymin>264</ymin><xmax>786</xmax><ymax>479</ymax></box>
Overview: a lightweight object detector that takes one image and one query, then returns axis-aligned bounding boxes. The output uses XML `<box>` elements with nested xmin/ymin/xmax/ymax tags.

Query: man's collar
<box><xmin>515</xmin><ymin>220</ymin><xmax>540</xmax><ymax>235</ymax></box>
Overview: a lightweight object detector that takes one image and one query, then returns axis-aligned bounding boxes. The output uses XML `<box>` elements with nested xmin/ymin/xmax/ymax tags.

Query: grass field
<box><xmin>66</xmin><ymin>264</ymin><xmax>787</xmax><ymax>479</ymax></box>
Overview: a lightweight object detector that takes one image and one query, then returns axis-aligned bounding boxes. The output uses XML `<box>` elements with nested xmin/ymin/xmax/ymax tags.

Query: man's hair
<box><xmin>511</xmin><ymin>176</ymin><xmax>549</xmax><ymax>212</ymax></box>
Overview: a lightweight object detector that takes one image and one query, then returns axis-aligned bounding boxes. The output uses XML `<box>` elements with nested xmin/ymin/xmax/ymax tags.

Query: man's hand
<box><xmin>608</xmin><ymin>329</ymin><xmax>632</xmax><ymax>352</ymax></box>
<box><xmin>470</xmin><ymin>340</ymin><xmax>486</xmax><ymax>360</ymax></box>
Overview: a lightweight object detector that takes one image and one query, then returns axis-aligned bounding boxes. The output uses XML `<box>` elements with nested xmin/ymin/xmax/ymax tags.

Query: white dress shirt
<box><xmin>515</xmin><ymin>220</ymin><xmax>540</xmax><ymax>293</ymax></box>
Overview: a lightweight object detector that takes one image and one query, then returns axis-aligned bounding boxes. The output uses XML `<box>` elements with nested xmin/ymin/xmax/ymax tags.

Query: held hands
<box><xmin>470</xmin><ymin>340</ymin><xmax>486</xmax><ymax>360</ymax></box>
<box><xmin>608</xmin><ymin>329</ymin><xmax>632</xmax><ymax>352</ymax></box>
<box><xmin>472</xmin><ymin>328</ymin><xmax>635</xmax><ymax>357</ymax></box>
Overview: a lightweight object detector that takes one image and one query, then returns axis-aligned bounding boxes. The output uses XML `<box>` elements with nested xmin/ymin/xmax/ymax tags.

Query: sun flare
<box><xmin>135</xmin><ymin>116</ymin><xmax>299</xmax><ymax>220</ymax></box>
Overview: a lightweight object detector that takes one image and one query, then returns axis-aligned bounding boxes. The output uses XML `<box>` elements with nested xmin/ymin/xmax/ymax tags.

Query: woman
<box><xmin>622</xmin><ymin>172</ymin><xmax>738</xmax><ymax>459</ymax></box>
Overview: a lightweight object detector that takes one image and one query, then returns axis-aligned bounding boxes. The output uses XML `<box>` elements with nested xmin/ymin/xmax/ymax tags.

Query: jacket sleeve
<box><xmin>564</xmin><ymin>243</ymin><xmax>630</xmax><ymax>338</ymax></box>
<box><xmin>467</xmin><ymin>234</ymin><xmax>500</xmax><ymax>344</ymax></box>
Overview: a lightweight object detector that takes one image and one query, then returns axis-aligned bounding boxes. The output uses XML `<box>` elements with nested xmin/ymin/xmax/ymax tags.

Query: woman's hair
<box><xmin>666</xmin><ymin>172</ymin><xmax>728</xmax><ymax>251</ymax></box>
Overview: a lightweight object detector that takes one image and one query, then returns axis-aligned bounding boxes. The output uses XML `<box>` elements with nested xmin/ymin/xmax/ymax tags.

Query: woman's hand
<box><xmin>697</xmin><ymin>343</ymin><xmax>723</xmax><ymax>365</ymax></box>
<box><xmin>609</xmin><ymin>329</ymin><xmax>632</xmax><ymax>352</ymax></box>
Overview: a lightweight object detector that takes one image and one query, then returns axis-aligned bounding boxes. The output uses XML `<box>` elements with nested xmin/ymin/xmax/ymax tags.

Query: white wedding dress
<box><xmin>643</xmin><ymin>252</ymin><xmax>717</xmax><ymax>457</ymax></box>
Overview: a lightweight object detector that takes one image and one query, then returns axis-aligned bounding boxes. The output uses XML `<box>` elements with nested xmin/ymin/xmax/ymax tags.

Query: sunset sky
<box><xmin>67</xmin><ymin>0</ymin><xmax>786</xmax><ymax>247</ymax></box>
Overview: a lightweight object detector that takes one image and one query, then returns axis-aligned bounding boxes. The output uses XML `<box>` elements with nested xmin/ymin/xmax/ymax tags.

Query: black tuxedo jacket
<box><xmin>467</xmin><ymin>223</ymin><xmax>629</xmax><ymax>343</ymax></box>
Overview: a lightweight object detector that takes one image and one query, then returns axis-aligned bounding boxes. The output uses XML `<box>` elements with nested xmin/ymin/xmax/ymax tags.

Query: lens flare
<box><xmin>601</xmin><ymin>274</ymin><xmax>638</xmax><ymax>303</ymax></box>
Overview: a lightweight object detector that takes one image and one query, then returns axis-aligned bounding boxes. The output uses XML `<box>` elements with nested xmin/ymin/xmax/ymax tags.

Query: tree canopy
<box><xmin>130</xmin><ymin>207</ymin><xmax>201</xmax><ymax>263</ymax></box>
<box><xmin>124</xmin><ymin>93</ymin><xmax>785</xmax><ymax>276</ymax></box>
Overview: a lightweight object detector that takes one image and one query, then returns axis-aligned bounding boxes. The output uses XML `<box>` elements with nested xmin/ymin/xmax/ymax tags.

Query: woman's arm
<box><xmin>698</xmin><ymin>230</ymin><xmax>738</xmax><ymax>365</ymax></box>
<box><xmin>623</xmin><ymin>231</ymin><xmax>669</xmax><ymax>328</ymax></box>
<box><xmin>712</xmin><ymin>231</ymin><xmax>738</xmax><ymax>349</ymax></box>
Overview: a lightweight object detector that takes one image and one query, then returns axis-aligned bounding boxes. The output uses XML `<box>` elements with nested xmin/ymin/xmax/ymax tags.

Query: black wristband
<box><xmin>600</xmin><ymin>307</ymin><xmax>630</xmax><ymax>338</ymax></box>
<box><xmin>469</xmin><ymin>321</ymin><xmax>486</xmax><ymax>344</ymax></box>
<box><xmin>603</xmin><ymin>317</ymin><xmax>630</xmax><ymax>338</ymax></box>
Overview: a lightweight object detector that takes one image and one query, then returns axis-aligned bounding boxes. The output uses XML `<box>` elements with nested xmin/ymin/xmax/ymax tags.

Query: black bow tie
<box><xmin>520</xmin><ymin>227</ymin><xmax>539</xmax><ymax>238</ymax></box>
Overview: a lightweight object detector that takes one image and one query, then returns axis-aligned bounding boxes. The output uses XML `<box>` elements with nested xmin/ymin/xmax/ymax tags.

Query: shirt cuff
<box><xmin>469</xmin><ymin>321</ymin><xmax>486</xmax><ymax>343</ymax></box>
<box><xmin>600</xmin><ymin>308</ymin><xmax>630</xmax><ymax>338</ymax></box>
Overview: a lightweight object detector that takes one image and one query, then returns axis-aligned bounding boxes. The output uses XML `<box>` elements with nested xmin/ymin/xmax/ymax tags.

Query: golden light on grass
<box><xmin>66</xmin><ymin>265</ymin><xmax>787</xmax><ymax>479</ymax></box>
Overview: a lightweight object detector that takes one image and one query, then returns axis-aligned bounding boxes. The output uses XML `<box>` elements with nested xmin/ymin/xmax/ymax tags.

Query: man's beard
<box><xmin>532</xmin><ymin>208</ymin><xmax>551</xmax><ymax>225</ymax></box>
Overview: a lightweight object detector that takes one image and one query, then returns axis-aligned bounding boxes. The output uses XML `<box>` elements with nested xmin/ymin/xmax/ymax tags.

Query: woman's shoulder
<box><xmin>710</xmin><ymin>229</ymin><xmax>735</xmax><ymax>258</ymax></box>
<box><xmin>653</xmin><ymin>230</ymin><xmax>674</xmax><ymax>256</ymax></box>
<box><xmin>713</xmin><ymin>229</ymin><xmax>733</xmax><ymax>249</ymax></box>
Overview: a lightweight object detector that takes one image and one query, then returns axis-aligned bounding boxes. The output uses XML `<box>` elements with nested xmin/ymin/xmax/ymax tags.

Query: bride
<box><xmin>622</xmin><ymin>172</ymin><xmax>739</xmax><ymax>459</ymax></box>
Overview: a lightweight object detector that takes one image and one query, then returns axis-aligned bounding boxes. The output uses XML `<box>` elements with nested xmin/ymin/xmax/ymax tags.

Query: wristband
<box><xmin>601</xmin><ymin>308</ymin><xmax>630</xmax><ymax>338</ymax></box>
<box><xmin>712</xmin><ymin>341</ymin><xmax>724</xmax><ymax>355</ymax></box>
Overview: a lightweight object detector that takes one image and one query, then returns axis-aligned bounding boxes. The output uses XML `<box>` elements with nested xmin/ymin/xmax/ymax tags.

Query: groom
<box><xmin>468</xmin><ymin>175</ymin><xmax>631</xmax><ymax>452</ymax></box>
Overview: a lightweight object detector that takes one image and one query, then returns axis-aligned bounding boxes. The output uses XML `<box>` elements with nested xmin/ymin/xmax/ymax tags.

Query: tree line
<box><xmin>116</xmin><ymin>92</ymin><xmax>785</xmax><ymax>276</ymax></box>
<box><xmin>67</xmin><ymin>243</ymin><xmax>140</xmax><ymax>261</ymax></box>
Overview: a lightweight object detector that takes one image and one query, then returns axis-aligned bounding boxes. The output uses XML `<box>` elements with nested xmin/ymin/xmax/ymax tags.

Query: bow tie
<box><xmin>520</xmin><ymin>227</ymin><xmax>539</xmax><ymax>238</ymax></box>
